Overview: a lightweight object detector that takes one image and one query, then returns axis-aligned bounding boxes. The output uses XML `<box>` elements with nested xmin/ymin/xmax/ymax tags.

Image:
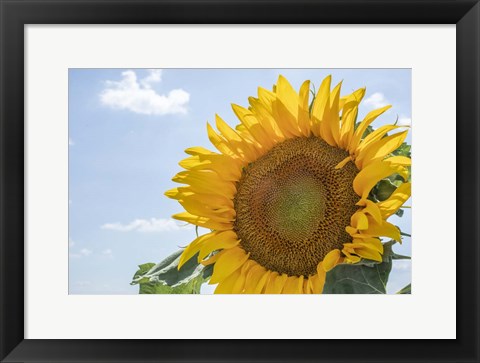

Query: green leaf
<box><xmin>361</xmin><ymin>125</ymin><xmax>374</xmax><ymax>138</ymax></box>
<box><xmin>387</xmin><ymin>173</ymin><xmax>406</xmax><ymax>185</ymax></box>
<box><xmin>132</xmin><ymin>263</ymin><xmax>156</xmax><ymax>284</ymax></box>
<box><xmin>131</xmin><ymin>250</ymin><xmax>210</xmax><ymax>294</ymax></box>
<box><xmin>394</xmin><ymin>208</ymin><xmax>404</xmax><ymax>217</ymax></box>
<box><xmin>391</xmin><ymin>142</ymin><xmax>412</xmax><ymax>182</ymax></box>
<box><xmin>202</xmin><ymin>263</ymin><xmax>214</xmax><ymax>280</ymax></box>
<box><xmin>382</xmin><ymin>240</ymin><xmax>411</xmax><ymax>261</ymax></box>
<box><xmin>392</xmin><ymin>253</ymin><xmax>411</xmax><ymax>260</ymax></box>
<box><xmin>374</xmin><ymin>179</ymin><xmax>398</xmax><ymax>201</ymax></box>
<box><xmin>392</xmin><ymin>142</ymin><xmax>411</xmax><ymax>158</ymax></box>
<box><xmin>323</xmin><ymin>260</ymin><xmax>392</xmax><ymax>294</ymax></box>
<box><xmin>308</xmin><ymin>84</ymin><xmax>317</xmax><ymax>114</ymax></box>
<box><xmin>396</xmin><ymin>283</ymin><xmax>411</xmax><ymax>294</ymax></box>
<box><xmin>138</xmin><ymin>274</ymin><xmax>205</xmax><ymax>294</ymax></box>
<box><xmin>323</xmin><ymin>240</ymin><xmax>406</xmax><ymax>294</ymax></box>
<box><xmin>399</xmin><ymin>230</ymin><xmax>411</xmax><ymax>238</ymax></box>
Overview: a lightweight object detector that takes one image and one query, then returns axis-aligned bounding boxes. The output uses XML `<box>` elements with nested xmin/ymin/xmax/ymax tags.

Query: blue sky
<box><xmin>69</xmin><ymin>68</ymin><xmax>412</xmax><ymax>294</ymax></box>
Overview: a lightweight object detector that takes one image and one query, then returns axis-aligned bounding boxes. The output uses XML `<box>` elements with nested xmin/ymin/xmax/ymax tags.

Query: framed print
<box><xmin>69</xmin><ymin>67</ymin><xmax>413</xmax><ymax>297</ymax></box>
<box><xmin>1</xmin><ymin>1</ymin><xmax>479</xmax><ymax>362</ymax></box>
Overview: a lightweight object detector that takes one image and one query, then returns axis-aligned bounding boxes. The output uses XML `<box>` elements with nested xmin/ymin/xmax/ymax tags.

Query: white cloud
<box><xmin>101</xmin><ymin>218</ymin><xmax>191</xmax><ymax>232</ymax></box>
<box><xmin>102</xmin><ymin>249</ymin><xmax>113</xmax><ymax>259</ymax></box>
<box><xmin>393</xmin><ymin>260</ymin><xmax>411</xmax><ymax>271</ymax></box>
<box><xmin>364</xmin><ymin>92</ymin><xmax>389</xmax><ymax>108</ymax></box>
<box><xmin>397</xmin><ymin>115</ymin><xmax>412</xmax><ymax>127</ymax></box>
<box><xmin>140</xmin><ymin>69</ymin><xmax>162</xmax><ymax>88</ymax></box>
<box><xmin>69</xmin><ymin>137</ymin><xmax>75</xmax><ymax>146</ymax></box>
<box><xmin>69</xmin><ymin>248</ymin><xmax>93</xmax><ymax>259</ymax></box>
<box><xmin>75</xmin><ymin>281</ymin><xmax>91</xmax><ymax>287</ymax></box>
<box><xmin>69</xmin><ymin>238</ymin><xmax>75</xmax><ymax>247</ymax></box>
<box><xmin>79</xmin><ymin>248</ymin><xmax>92</xmax><ymax>256</ymax></box>
<box><xmin>100</xmin><ymin>69</ymin><xmax>189</xmax><ymax>115</ymax></box>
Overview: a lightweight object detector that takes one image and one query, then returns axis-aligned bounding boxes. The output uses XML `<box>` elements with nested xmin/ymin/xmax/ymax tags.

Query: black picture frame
<box><xmin>1</xmin><ymin>1</ymin><xmax>479</xmax><ymax>362</ymax></box>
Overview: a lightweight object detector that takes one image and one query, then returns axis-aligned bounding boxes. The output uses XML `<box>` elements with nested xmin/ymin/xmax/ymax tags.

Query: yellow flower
<box><xmin>166</xmin><ymin>75</ymin><xmax>411</xmax><ymax>294</ymax></box>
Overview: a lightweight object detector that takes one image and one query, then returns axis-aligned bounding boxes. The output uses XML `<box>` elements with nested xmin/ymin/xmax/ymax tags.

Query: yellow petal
<box><xmin>253</xmin><ymin>270</ymin><xmax>271</xmax><ymax>294</ymax></box>
<box><xmin>200</xmin><ymin>250</ymin><xmax>222</xmax><ymax>266</ymax></box>
<box><xmin>184</xmin><ymin>146</ymin><xmax>217</xmax><ymax>156</ymax></box>
<box><xmin>267</xmin><ymin>273</ymin><xmax>288</xmax><ymax>294</ymax></box>
<box><xmin>310</xmin><ymin>270</ymin><xmax>326</xmax><ymax>294</ymax></box>
<box><xmin>342</xmin><ymin>248</ymin><xmax>361</xmax><ymax>264</ymax></box>
<box><xmin>169</xmin><ymin>187</ymin><xmax>235</xmax><ymax>210</ymax></box>
<box><xmin>377</xmin><ymin>182</ymin><xmax>411</xmax><ymax>218</ymax></box>
<box><xmin>349</xmin><ymin>105</ymin><xmax>392</xmax><ymax>153</ymax></box>
<box><xmin>179</xmin><ymin>155</ymin><xmax>242</xmax><ymax>182</ymax></box>
<box><xmin>319</xmin><ymin>81</ymin><xmax>342</xmax><ymax>147</ymax></box>
<box><xmin>248</xmin><ymin>97</ymin><xmax>284</xmax><ymax>141</ymax></box>
<box><xmin>311</xmin><ymin>75</ymin><xmax>331</xmax><ymax>136</ymax></box>
<box><xmin>306</xmin><ymin>277</ymin><xmax>314</xmax><ymax>294</ymax></box>
<box><xmin>214</xmin><ymin>268</ymin><xmax>242</xmax><ymax>294</ymax></box>
<box><xmin>297</xmin><ymin>275</ymin><xmax>304</xmax><ymax>293</ymax></box>
<box><xmin>335</xmin><ymin>155</ymin><xmax>352</xmax><ymax>169</ymax></box>
<box><xmin>303</xmin><ymin>278</ymin><xmax>311</xmax><ymax>294</ymax></box>
<box><xmin>164</xmin><ymin>187</ymin><xmax>181</xmax><ymax>199</ymax></box>
<box><xmin>339</xmin><ymin>104</ymin><xmax>359</xmax><ymax>148</ymax></box>
<box><xmin>276</xmin><ymin>75</ymin><xmax>299</xmax><ymax>119</ymax></box>
<box><xmin>207</xmin><ymin>123</ymin><xmax>237</xmax><ymax>157</ymax></box>
<box><xmin>231</xmin><ymin>104</ymin><xmax>273</xmax><ymax>149</ymax></box>
<box><xmin>274</xmin><ymin>273</ymin><xmax>289</xmax><ymax>293</ymax></box>
<box><xmin>356</xmin><ymin>131</ymin><xmax>408</xmax><ymax>168</ymax></box>
<box><xmin>351</xmin><ymin>237</ymin><xmax>384</xmax><ymax>253</ymax></box>
<box><xmin>322</xmin><ymin>249</ymin><xmax>341</xmax><ymax>272</ymax></box>
<box><xmin>355</xmin><ymin>199</ymin><xmax>383</xmax><ymax>224</ymax></box>
<box><xmin>386</xmin><ymin>155</ymin><xmax>411</xmax><ymax>166</ymax></box>
<box><xmin>263</xmin><ymin>272</ymin><xmax>280</xmax><ymax>294</ymax></box>
<box><xmin>353</xmin><ymin>160</ymin><xmax>408</xmax><ymax>201</ymax></box>
<box><xmin>257</xmin><ymin>87</ymin><xmax>276</xmax><ymax>108</ymax></box>
<box><xmin>178</xmin><ymin>197</ymin><xmax>234</xmax><ymax>223</ymax></box>
<box><xmin>210</xmin><ymin>247</ymin><xmax>250</xmax><ymax>284</ymax></box>
<box><xmin>244</xmin><ymin>264</ymin><xmax>267</xmax><ymax>294</ymax></box>
<box><xmin>178</xmin><ymin>231</ymin><xmax>219</xmax><ymax>269</ymax></box>
<box><xmin>347</xmin><ymin>230</ymin><xmax>376</xmax><ymax>239</ymax></box>
<box><xmin>173</xmin><ymin>189</ymin><xmax>233</xmax><ymax>210</ymax></box>
<box><xmin>231</xmin><ymin>261</ymin><xmax>255</xmax><ymax>293</ymax></box>
<box><xmin>272</xmin><ymin>97</ymin><xmax>301</xmax><ymax>138</ymax></box>
<box><xmin>215</xmin><ymin>114</ymin><xmax>243</xmax><ymax>143</ymax></box>
<box><xmin>328</xmin><ymin>81</ymin><xmax>342</xmax><ymax>144</ymax></box>
<box><xmin>172</xmin><ymin>170</ymin><xmax>237</xmax><ymax>196</ymax></box>
<box><xmin>350</xmin><ymin>211</ymin><xmax>369</xmax><ymax>230</ymax></box>
<box><xmin>365</xmin><ymin>218</ymin><xmax>401</xmax><ymax>242</ymax></box>
<box><xmin>179</xmin><ymin>156</ymin><xmax>210</xmax><ymax>170</ymax></box>
<box><xmin>215</xmin><ymin>115</ymin><xmax>260</xmax><ymax>161</ymax></box>
<box><xmin>312</xmin><ymin>75</ymin><xmax>331</xmax><ymax>119</ymax></box>
<box><xmin>352</xmin><ymin>247</ymin><xmax>382</xmax><ymax>262</ymax></box>
<box><xmin>345</xmin><ymin>225</ymin><xmax>362</xmax><ymax>237</ymax></box>
<box><xmin>342</xmin><ymin>87</ymin><xmax>366</xmax><ymax>114</ymax></box>
<box><xmin>172</xmin><ymin>212</ymin><xmax>232</xmax><ymax>231</ymax></box>
<box><xmin>297</xmin><ymin>80</ymin><xmax>312</xmax><ymax>136</ymax></box>
<box><xmin>172</xmin><ymin>170</ymin><xmax>236</xmax><ymax>191</ymax></box>
<box><xmin>230</xmin><ymin>275</ymin><xmax>247</xmax><ymax>293</ymax></box>
<box><xmin>356</xmin><ymin>125</ymin><xmax>404</xmax><ymax>154</ymax></box>
<box><xmin>282</xmin><ymin>276</ymin><xmax>302</xmax><ymax>294</ymax></box>
<box><xmin>198</xmin><ymin>230</ymin><xmax>240</xmax><ymax>261</ymax></box>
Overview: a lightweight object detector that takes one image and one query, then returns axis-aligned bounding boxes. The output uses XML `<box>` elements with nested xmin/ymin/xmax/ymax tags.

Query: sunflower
<box><xmin>166</xmin><ymin>75</ymin><xmax>411</xmax><ymax>294</ymax></box>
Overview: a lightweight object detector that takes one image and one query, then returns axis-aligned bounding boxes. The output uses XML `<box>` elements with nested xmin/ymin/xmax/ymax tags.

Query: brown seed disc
<box><xmin>233</xmin><ymin>136</ymin><xmax>359</xmax><ymax>276</ymax></box>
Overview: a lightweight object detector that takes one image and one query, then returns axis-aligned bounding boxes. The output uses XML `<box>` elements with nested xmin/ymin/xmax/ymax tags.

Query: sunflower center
<box><xmin>234</xmin><ymin>136</ymin><xmax>359</xmax><ymax>277</ymax></box>
<box><xmin>265</xmin><ymin>172</ymin><xmax>326</xmax><ymax>244</ymax></box>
